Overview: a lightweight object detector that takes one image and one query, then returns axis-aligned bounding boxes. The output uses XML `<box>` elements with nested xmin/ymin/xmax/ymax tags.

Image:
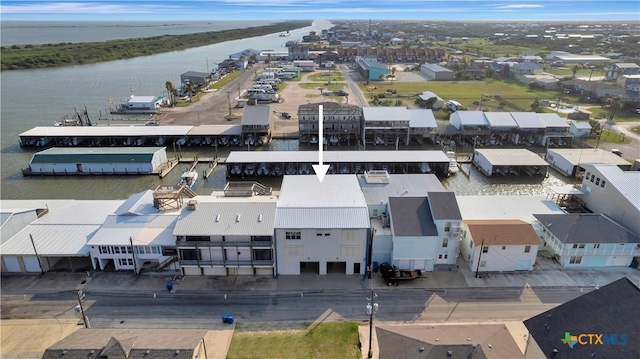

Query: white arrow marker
<box><xmin>312</xmin><ymin>104</ymin><xmax>329</xmax><ymax>183</ymax></box>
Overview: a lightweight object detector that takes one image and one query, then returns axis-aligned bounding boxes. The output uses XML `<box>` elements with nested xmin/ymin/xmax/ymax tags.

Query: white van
<box><xmin>253</xmin><ymin>84</ymin><xmax>273</xmax><ymax>91</ymax></box>
<box><xmin>447</xmin><ymin>100</ymin><xmax>463</xmax><ymax>112</ymax></box>
<box><xmin>247</xmin><ymin>88</ymin><xmax>267</xmax><ymax>95</ymax></box>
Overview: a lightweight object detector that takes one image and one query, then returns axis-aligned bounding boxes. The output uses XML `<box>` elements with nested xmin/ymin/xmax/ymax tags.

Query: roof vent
<box><xmin>215</xmin><ymin>214</ymin><xmax>221</xmax><ymax>222</ymax></box>
<box><xmin>258</xmin><ymin>214</ymin><xmax>263</xmax><ymax>222</ymax></box>
<box><xmin>145</xmin><ymin>349</ymin><xmax>151</xmax><ymax>355</ymax></box>
<box><xmin>236</xmin><ymin>214</ymin><xmax>241</xmax><ymax>223</ymax></box>
<box><xmin>187</xmin><ymin>200</ymin><xmax>198</xmax><ymax>211</ymax></box>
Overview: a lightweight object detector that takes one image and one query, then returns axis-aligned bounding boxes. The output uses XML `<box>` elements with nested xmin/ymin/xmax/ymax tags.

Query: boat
<box><xmin>244</xmin><ymin>134</ymin><xmax>256</xmax><ymax>146</ymax></box>
<box><xmin>420</xmin><ymin>163</ymin><xmax>431</xmax><ymax>174</ymax></box>
<box><xmin>230</xmin><ymin>136</ymin><xmax>240</xmax><ymax>146</ymax></box>
<box><xmin>375</xmin><ymin>135</ymin><xmax>385</xmax><ymax>145</ymax></box>
<box><xmin>298</xmin><ymin>163</ymin><xmax>310</xmax><ymax>175</ymax></box>
<box><xmin>243</xmin><ymin>164</ymin><xmax>255</xmax><ymax>176</ymax></box>
<box><xmin>310</xmin><ymin>135</ymin><xmax>318</xmax><ymax>144</ymax></box>
<box><xmin>329</xmin><ymin>135</ymin><xmax>339</xmax><ymax>145</ymax></box>
<box><xmin>446</xmin><ymin>151</ymin><xmax>458</xmax><ymax>175</ymax></box>
<box><xmin>270</xmin><ymin>165</ymin><xmax>282</xmax><ymax>176</ymax></box>
<box><xmin>285</xmin><ymin>164</ymin><xmax>297</xmax><ymax>175</ymax></box>
<box><xmin>257</xmin><ymin>163</ymin><xmax>270</xmax><ymax>176</ymax></box>
<box><xmin>279</xmin><ymin>31</ymin><xmax>291</xmax><ymax>37</ymax></box>
<box><xmin>178</xmin><ymin>171</ymin><xmax>198</xmax><ymax>188</ymax></box>
<box><xmin>339</xmin><ymin>165</ymin><xmax>351</xmax><ymax>174</ymax></box>
<box><xmin>219</xmin><ymin>136</ymin><xmax>229</xmax><ymax>146</ymax></box>
<box><xmin>230</xmin><ymin>164</ymin><xmax>242</xmax><ymax>175</ymax></box>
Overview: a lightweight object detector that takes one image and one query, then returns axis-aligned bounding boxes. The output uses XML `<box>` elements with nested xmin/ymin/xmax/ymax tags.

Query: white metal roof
<box><xmin>275</xmin><ymin>208</ymin><xmax>370</xmax><ymax>229</ymax></box>
<box><xmin>456</xmin><ymin>195</ymin><xmax>563</xmax><ymax>223</ymax></box>
<box><xmin>187</xmin><ymin>125</ymin><xmax>242</xmax><ymax>136</ymax></box>
<box><xmin>87</xmin><ymin>214</ymin><xmax>179</xmax><ymax>246</ymax></box>
<box><xmin>451</xmin><ymin>111</ymin><xmax>489</xmax><ymax>126</ymax></box>
<box><xmin>241</xmin><ymin>105</ymin><xmax>271</xmax><ymax>126</ymax></box>
<box><xmin>537</xmin><ymin>113</ymin><xmax>569</xmax><ymax>128</ymax></box>
<box><xmin>1</xmin><ymin>200</ymin><xmax>122</xmax><ymax>256</ymax></box>
<box><xmin>128</xmin><ymin>95</ymin><xmax>160</xmax><ymax>103</ymax></box>
<box><xmin>572</xmin><ymin>122</ymin><xmax>592</xmax><ymax>129</ymax></box>
<box><xmin>20</xmin><ymin>126</ymin><xmax>193</xmax><ymax>138</ymax></box>
<box><xmin>475</xmin><ymin>148</ymin><xmax>548</xmax><ymax>166</ymax></box>
<box><xmin>173</xmin><ymin>202</ymin><xmax>276</xmax><ymax>236</ymax></box>
<box><xmin>547</xmin><ymin>148</ymin><xmax>630</xmax><ymax>167</ymax></box>
<box><xmin>225</xmin><ymin>151</ymin><xmax>450</xmax><ymax>164</ymax></box>
<box><xmin>510</xmin><ymin>112</ymin><xmax>545</xmax><ymax>129</ymax></box>
<box><xmin>358</xmin><ymin>173</ymin><xmax>445</xmax><ymax>205</ymax></box>
<box><xmin>421</xmin><ymin>63</ymin><xmax>453</xmax><ymax>73</ymax></box>
<box><xmin>484</xmin><ymin>112</ymin><xmax>517</xmax><ymax>128</ymax></box>
<box><xmin>362</xmin><ymin>107</ymin><xmax>410</xmax><ymax>122</ymax></box>
<box><xmin>408</xmin><ymin>109</ymin><xmax>437</xmax><ymax>128</ymax></box>
<box><xmin>114</xmin><ymin>190</ymin><xmax>165</xmax><ymax>216</ymax></box>
<box><xmin>583</xmin><ymin>164</ymin><xmax>640</xmax><ymax>211</ymax></box>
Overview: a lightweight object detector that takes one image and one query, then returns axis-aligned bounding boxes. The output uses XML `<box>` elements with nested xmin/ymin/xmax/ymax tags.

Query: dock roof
<box><xmin>225</xmin><ymin>150</ymin><xmax>450</xmax><ymax>164</ymax></box>
<box><xmin>186</xmin><ymin>125</ymin><xmax>242</xmax><ymax>136</ymax></box>
<box><xmin>475</xmin><ymin>148</ymin><xmax>548</xmax><ymax>166</ymax></box>
<box><xmin>362</xmin><ymin>107</ymin><xmax>410</xmax><ymax>122</ymax></box>
<box><xmin>241</xmin><ymin>105</ymin><xmax>271</xmax><ymax>126</ymax></box>
<box><xmin>509</xmin><ymin>112</ymin><xmax>545</xmax><ymax>129</ymax></box>
<box><xmin>547</xmin><ymin>148</ymin><xmax>630</xmax><ymax>167</ymax></box>
<box><xmin>537</xmin><ymin>113</ymin><xmax>569</xmax><ymax>128</ymax></box>
<box><xmin>408</xmin><ymin>109</ymin><xmax>437</xmax><ymax>128</ymax></box>
<box><xmin>483</xmin><ymin>112</ymin><xmax>517</xmax><ymax>128</ymax></box>
<box><xmin>20</xmin><ymin>125</ymin><xmax>193</xmax><ymax>138</ymax></box>
<box><xmin>30</xmin><ymin>147</ymin><xmax>165</xmax><ymax>164</ymax></box>
<box><xmin>450</xmin><ymin>111</ymin><xmax>489</xmax><ymax>127</ymax></box>
<box><xmin>173</xmin><ymin>202</ymin><xmax>276</xmax><ymax>236</ymax></box>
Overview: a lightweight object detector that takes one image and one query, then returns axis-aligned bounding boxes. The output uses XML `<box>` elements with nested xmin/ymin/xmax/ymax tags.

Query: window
<box><xmin>445</xmin><ymin>222</ymin><xmax>451</xmax><ymax>232</ymax></box>
<box><xmin>372</xmin><ymin>208</ymin><xmax>379</xmax><ymax>217</ymax></box>
<box><xmin>482</xmin><ymin>246</ymin><xmax>489</xmax><ymax>253</ymax></box>
<box><xmin>316</xmin><ymin>231</ymin><xmax>330</xmax><ymax>237</ymax></box>
<box><xmin>467</xmin><ymin>254</ymin><xmax>471</xmax><ymax>261</ymax></box>
<box><xmin>595</xmin><ymin>177</ymin><xmax>600</xmax><ymax>186</ymax></box>
<box><xmin>578</xmin><ymin>243</ymin><xmax>585</xmax><ymax>249</ymax></box>
<box><xmin>113</xmin><ymin>246</ymin><xmax>121</xmax><ymax>254</ymax></box>
<box><xmin>594</xmin><ymin>243</ymin><xmax>601</xmax><ymax>249</ymax></box>
<box><xmin>444</xmin><ymin>253</ymin><xmax>448</xmax><ymax>259</ymax></box>
<box><xmin>480</xmin><ymin>260</ymin><xmax>486</xmax><ymax>267</ymax></box>
<box><xmin>438</xmin><ymin>254</ymin><xmax>443</xmax><ymax>259</ymax></box>
<box><xmin>600</xmin><ymin>180</ymin><xmax>606</xmax><ymax>188</ymax></box>
<box><xmin>99</xmin><ymin>246</ymin><xmax>109</xmax><ymax>254</ymax></box>
<box><xmin>590</xmin><ymin>174</ymin><xmax>595</xmax><ymax>183</ymax></box>
<box><xmin>502</xmin><ymin>246</ymin><xmax>506</xmax><ymax>250</ymax></box>
<box><xmin>253</xmin><ymin>249</ymin><xmax>272</xmax><ymax>261</ymax></box>
<box><xmin>442</xmin><ymin>238</ymin><xmax>449</xmax><ymax>248</ymax></box>
<box><xmin>524</xmin><ymin>246</ymin><xmax>531</xmax><ymax>253</ymax></box>
<box><xmin>585</xmin><ymin>172</ymin><xmax>590</xmax><ymax>179</ymax></box>
<box><xmin>469</xmin><ymin>241</ymin><xmax>473</xmax><ymax>248</ymax></box>
<box><xmin>126</xmin><ymin>246</ymin><xmax>132</xmax><ymax>254</ymax></box>
<box><xmin>118</xmin><ymin>258</ymin><xmax>133</xmax><ymax>266</ymax></box>
<box><xmin>569</xmin><ymin>256</ymin><xmax>582</xmax><ymax>264</ymax></box>
<box><xmin>285</xmin><ymin>231</ymin><xmax>301</xmax><ymax>240</ymax></box>
<box><xmin>572</xmin><ymin>244</ymin><xmax>579</xmax><ymax>249</ymax></box>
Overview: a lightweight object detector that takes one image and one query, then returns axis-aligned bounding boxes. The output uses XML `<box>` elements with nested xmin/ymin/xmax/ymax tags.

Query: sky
<box><xmin>1</xmin><ymin>0</ymin><xmax>639</xmax><ymax>21</ymax></box>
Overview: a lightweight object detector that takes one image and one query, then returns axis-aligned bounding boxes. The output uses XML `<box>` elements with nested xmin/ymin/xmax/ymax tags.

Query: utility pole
<box><xmin>77</xmin><ymin>290</ymin><xmax>89</xmax><ymax>328</ymax></box>
<box><xmin>29</xmin><ymin>234</ymin><xmax>45</xmax><ymax>275</ymax></box>
<box><xmin>475</xmin><ymin>239</ymin><xmax>485</xmax><ymax>278</ymax></box>
<box><xmin>366</xmin><ymin>289</ymin><xmax>379</xmax><ymax>359</ymax></box>
<box><xmin>129</xmin><ymin>236</ymin><xmax>138</xmax><ymax>275</ymax></box>
<box><xmin>227</xmin><ymin>92</ymin><xmax>232</xmax><ymax>117</ymax></box>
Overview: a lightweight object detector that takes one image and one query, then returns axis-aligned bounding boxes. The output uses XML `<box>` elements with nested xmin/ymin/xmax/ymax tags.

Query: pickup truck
<box><xmin>379</xmin><ymin>262</ymin><xmax>422</xmax><ymax>286</ymax></box>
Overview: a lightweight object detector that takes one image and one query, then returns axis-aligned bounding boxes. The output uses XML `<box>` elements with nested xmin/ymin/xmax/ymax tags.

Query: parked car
<box><xmin>334</xmin><ymin>89</ymin><xmax>348</xmax><ymax>96</ymax></box>
<box><xmin>281</xmin><ymin>112</ymin><xmax>291</xmax><ymax>119</ymax></box>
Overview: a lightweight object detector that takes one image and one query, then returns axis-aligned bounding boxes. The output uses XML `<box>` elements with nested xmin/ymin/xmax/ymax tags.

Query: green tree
<box><xmin>572</xmin><ymin>64</ymin><xmax>580</xmax><ymax>78</ymax></box>
<box><xmin>607</xmin><ymin>95</ymin><xmax>624</xmax><ymax>122</ymax></box>
<box><xmin>186</xmin><ymin>82</ymin><xmax>196</xmax><ymax>102</ymax></box>
<box><xmin>165</xmin><ymin>81</ymin><xmax>176</xmax><ymax>106</ymax></box>
<box><xmin>531</xmin><ymin>98</ymin><xmax>541</xmax><ymax>112</ymax></box>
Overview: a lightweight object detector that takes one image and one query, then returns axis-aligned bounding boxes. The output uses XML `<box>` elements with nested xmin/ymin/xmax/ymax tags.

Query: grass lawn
<box><xmin>631</xmin><ymin>127</ymin><xmax>640</xmax><ymax>136</ymax></box>
<box><xmin>227</xmin><ymin>322</ymin><xmax>361</xmax><ymax>359</ymax></box>
<box><xmin>299</xmin><ymin>82</ymin><xmax>345</xmax><ymax>91</ymax></box>
<box><xmin>210</xmin><ymin>70</ymin><xmax>244</xmax><ymax>90</ymax></box>
<box><xmin>308</xmin><ymin>71</ymin><xmax>345</xmax><ymax>82</ymax></box>
<box><xmin>542</xmin><ymin>66</ymin><xmax>606</xmax><ymax>78</ymax></box>
<box><xmin>583</xmin><ymin>130</ymin><xmax>632</xmax><ymax>147</ymax></box>
<box><xmin>586</xmin><ymin>107</ymin><xmax>640</xmax><ymax>122</ymax></box>
<box><xmin>432</xmin><ymin>38</ymin><xmax>545</xmax><ymax>57</ymax></box>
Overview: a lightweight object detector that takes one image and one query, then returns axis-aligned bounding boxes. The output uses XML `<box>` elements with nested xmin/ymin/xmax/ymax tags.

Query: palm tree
<box><xmin>607</xmin><ymin>95</ymin><xmax>624</xmax><ymax>122</ymax></box>
<box><xmin>165</xmin><ymin>81</ymin><xmax>175</xmax><ymax>106</ymax></box>
<box><xmin>572</xmin><ymin>64</ymin><xmax>581</xmax><ymax>78</ymax></box>
<box><xmin>186</xmin><ymin>82</ymin><xmax>196</xmax><ymax>102</ymax></box>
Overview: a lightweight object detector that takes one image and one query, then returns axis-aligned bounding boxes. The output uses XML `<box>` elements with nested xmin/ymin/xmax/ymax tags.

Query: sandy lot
<box><xmin>1</xmin><ymin>319</ymin><xmax>81</xmax><ymax>358</ymax></box>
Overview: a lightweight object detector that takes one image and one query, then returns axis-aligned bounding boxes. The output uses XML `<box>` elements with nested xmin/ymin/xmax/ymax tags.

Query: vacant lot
<box><xmin>227</xmin><ymin>322</ymin><xmax>361</xmax><ymax>359</ymax></box>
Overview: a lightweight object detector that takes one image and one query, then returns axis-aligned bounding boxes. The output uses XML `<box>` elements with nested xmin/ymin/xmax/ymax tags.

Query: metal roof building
<box><xmin>537</xmin><ymin>113</ymin><xmax>569</xmax><ymax>128</ymax></box>
<box><xmin>362</xmin><ymin>107</ymin><xmax>410</xmax><ymax>123</ymax></box>
<box><xmin>241</xmin><ymin>105</ymin><xmax>271</xmax><ymax>126</ymax></box>
<box><xmin>19</xmin><ymin>126</ymin><xmax>193</xmax><ymax>138</ymax></box>
<box><xmin>408</xmin><ymin>109</ymin><xmax>437</xmax><ymax>129</ymax></box>
<box><xmin>186</xmin><ymin>125</ymin><xmax>242</xmax><ymax>136</ymax></box>
<box><xmin>509</xmin><ymin>112</ymin><xmax>545</xmax><ymax>129</ymax></box>
<box><xmin>173</xmin><ymin>202</ymin><xmax>276</xmax><ymax>236</ymax></box>
<box><xmin>473</xmin><ymin>148</ymin><xmax>548</xmax><ymax>177</ymax></box>
<box><xmin>225</xmin><ymin>150</ymin><xmax>449</xmax><ymax>164</ymax></box>
<box><xmin>483</xmin><ymin>112</ymin><xmax>518</xmax><ymax>128</ymax></box>
<box><xmin>457</xmin><ymin>195</ymin><xmax>563</xmax><ymax>223</ymax></box>
<box><xmin>546</xmin><ymin>148</ymin><xmax>631</xmax><ymax>177</ymax></box>
<box><xmin>358</xmin><ymin>173</ymin><xmax>444</xmax><ymax>207</ymax></box>
<box><xmin>88</xmin><ymin>214</ymin><xmax>179</xmax><ymax>247</ymax></box>
<box><xmin>449</xmin><ymin>111</ymin><xmax>489</xmax><ymax>130</ymax></box>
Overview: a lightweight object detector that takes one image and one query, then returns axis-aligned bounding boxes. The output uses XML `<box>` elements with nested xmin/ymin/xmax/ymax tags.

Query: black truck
<box><xmin>379</xmin><ymin>262</ymin><xmax>422</xmax><ymax>286</ymax></box>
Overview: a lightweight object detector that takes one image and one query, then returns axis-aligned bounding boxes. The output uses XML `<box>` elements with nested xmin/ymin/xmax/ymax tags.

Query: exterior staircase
<box><xmin>181</xmin><ymin>185</ymin><xmax>197</xmax><ymax>198</ymax></box>
<box><xmin>156</xmin><ymin>255</ymin><xmax>178</xmax><ymax>272</ymax></box>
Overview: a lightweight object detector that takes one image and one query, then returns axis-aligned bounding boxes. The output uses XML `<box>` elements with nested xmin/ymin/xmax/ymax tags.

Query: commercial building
<box><xmin>420</xmin><ymin>63</ymin><xmax>453</xmax><ymax>81</ymax></box>
<box><xmin>355</xmin><ymin>56</ymin><xmax>389</xmax><ymax>81</ymax></box>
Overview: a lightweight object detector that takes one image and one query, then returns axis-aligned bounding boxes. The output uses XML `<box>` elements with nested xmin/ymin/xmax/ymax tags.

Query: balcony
<box><xmin>180</xmin><ymin>259</ymin><xmax>273</xmax><ymax>267</ymax></box>
<box><xmin>176</xmin><ymin>240</ymin><xmax>273</xmax><ymax>248</ymax></box>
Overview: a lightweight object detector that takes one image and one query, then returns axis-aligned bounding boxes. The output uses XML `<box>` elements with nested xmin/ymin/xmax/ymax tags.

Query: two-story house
<box><xmin>274</xmin><ymin>175</ymin><xmax>369</xmax><ymax>275</ymax></box>
<box><xmin>606</xmin><ymin>62</ymin><xmax>640</xmax><ymax>80</ymax></box>
<box><xmin>533</xmin><ymin>213</ymin><xmax>640</xmax><ymax>267</ymax></box>
<box><xmin>362</xmin><ymin>107</ymin><xmax>411</xmax><ymax>146</ymax></box>
<box><xmin>460</xmin><ymin>220</ymin><xmax>540</xmax><ymax>273</ymax></box>
<box><xmin>240</xmin><ymin>105</ymin><xmax>271</xmax><ymax>146</ymax></box>
<box><xmin>297</xmin><ymin>102</ymin><xmax>361</xmax><ymax>145</ymax></box>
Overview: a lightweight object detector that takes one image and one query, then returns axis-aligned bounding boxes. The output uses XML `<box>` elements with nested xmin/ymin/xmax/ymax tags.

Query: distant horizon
<box><xmin>1</xmin><ymin>1</ymin><xmax>639</xmax><ymax>21</ymax></box>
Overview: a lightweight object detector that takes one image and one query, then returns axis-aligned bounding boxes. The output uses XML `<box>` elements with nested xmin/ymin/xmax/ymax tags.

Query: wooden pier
<box><xmin>155</xmin><ymin>159</ymin><xmax>180</xmax><ymax>178</ymax></box>
<box><xmin>203</xmin><ymin>158</ymin><xmax>219</xmax><ymax>179</ymax></box>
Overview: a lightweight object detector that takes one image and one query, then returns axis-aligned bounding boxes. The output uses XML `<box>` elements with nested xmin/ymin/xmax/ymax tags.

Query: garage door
<box><xmin>3</xmin><ymin>256</ymin><xmax>21</xmax><ymax>272</ymax></box>
<box><xmin>23</xmin><ymin>256</ymin><xmax>42</xmax><ymax>272</ymax></box>
<box><xmin>515</xmin><ymin>259</ymin><xmax>531</xmax><ymax>271</ymax></box>
<box><xmin>608</xmin><ymin>256</ymin><xmax>630</xmax><ymax>267</ymax></box>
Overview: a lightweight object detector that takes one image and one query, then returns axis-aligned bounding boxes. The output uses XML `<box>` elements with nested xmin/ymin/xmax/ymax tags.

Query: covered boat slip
<box><xmin>18</xmin><ymin>125</ymin><xmax>243</xmax><ymax>147</ymax></box>
<box><xmin>473</xmin><ymin>148</ymin><xmax>549</xmax><ymax>177</ymax></box>
<box><xmin>545</xmin><ymin>148</ymin><xmax>631</xmax><ymax>177</ymax></box>
<box><xmin>22</xmin><ymin>147</ymin><xmax>168</xmax><ymax>176</ymax></box>
<box><xmin>225</xmin><ymin>150</ymin><xmax>450</xmax><ymax>177</ymax></box>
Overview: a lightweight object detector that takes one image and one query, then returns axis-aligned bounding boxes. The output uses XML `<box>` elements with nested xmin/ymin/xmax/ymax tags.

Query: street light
<box><xmin>366</xmin><ymin>289</ymin><xmax>379</xmax><ymax>359</ymax></box>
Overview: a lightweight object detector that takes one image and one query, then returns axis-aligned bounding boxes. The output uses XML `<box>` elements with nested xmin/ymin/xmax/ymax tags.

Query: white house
<box><xmin>569</xmin><ymin>121</ymin><xmax>592</xmax><ymax>138</ymax></box>
<box><xmin>173</xmin><ymin>199</ymin><xmax>276</xmax><ymax>276</ymax></box>
<box><xmin>449</xmin><ymin>111</ymin><xmax>489</xmax><ymax>131</ymax></box>
<box><xmin>87</xmin><ymin>190</ymin><xmax>179</xmax><ymax>272</ymax></box>
<box><xmin>577</xmin><ymin>164</ymin><xmax>640</xmax><ymax>236</ymax></box>
<box><xmin>387</xmin><ymin>192</ymin><xmax>461</xmax><ymax>271</ymax></box>
<box><xmin>122</xmin><ymin>95</ymin><xmax>163</xmax><ymax>110</ymax></box>
<box><xmin>533</xmin><ymin>213</ymin><xmax>640</xmax><ymax>267</ymax></box>
<box><xmin>545</xmin><ymin>148</ymin><xmax>631</xmax><ymax>177</ymax></box>
<box><xmin>274</xmin><ymin>175</ymin><xmax>369</xmax><ymax>275</ymax></box>
<box><xmin>460</xmin><ymin>220</ymin><xmax>540</xmax><ymax>273</ymax></box>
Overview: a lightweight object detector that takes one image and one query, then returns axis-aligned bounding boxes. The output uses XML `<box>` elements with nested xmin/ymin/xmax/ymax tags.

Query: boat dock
<box><xmin>225</xmin><ymin>150</ymin><xmax>450</xmax><ymax>177</ymax></box>
<box><xmin>472</xmin><ymin>148</ymin><xmax>549</xmax><ymax>177</ymax></box>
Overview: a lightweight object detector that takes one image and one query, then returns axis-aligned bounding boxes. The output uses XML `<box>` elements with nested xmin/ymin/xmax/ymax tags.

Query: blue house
<box><xmin>355</xmin><ymin>56</ymin><xmax>389</xmax><ymax>81</ymax></box>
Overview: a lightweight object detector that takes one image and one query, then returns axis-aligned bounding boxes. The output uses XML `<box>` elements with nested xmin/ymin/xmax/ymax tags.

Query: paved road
<box><xmin>1</xmin><ymin>287</ymin><xmax>589</xmax><ymax>329</ymax></box>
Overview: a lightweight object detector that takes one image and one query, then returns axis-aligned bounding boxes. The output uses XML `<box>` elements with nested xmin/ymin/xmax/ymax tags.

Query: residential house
<box><xmin>407</xmin><ymin>109</ymin><xmax>437</xmax><ymax>142</ymax></box>
<box><xmin>569</xmin><ymin>121</ymin><xmax>592</xmax><ymax>137</ymax></box>
<box><xmin>240</xmin><ymin>105</ymin><xmax>271</xmax><ymax>144</ymax></box>
<box><xmin>617</xmin><ymin>74</ymin><xmax>640</xmax><ymax>92</ymax></box>
<box><xmin>524</xmin><ymin>277</ymin><xmax>639</xmax><ymax>359</ymax></box>
<box><xmin>533</xmin><ymin>213</ymin><xmax>640</xmax><ymax>267</ymax></box>
<box><xmin>460</xmin><ymin>220</ymin><xmax>540</xmax><ymax>272</ymax></box>
<box><xmin>509</xmin><ymin>62</ymin><xmax>543</xmax><ymax>80</ymax></box>
<box><xmin>297</xmin><ymin>102</ymin><xmax>361</xmax><ymax>144</ymax></box>
<box><xmin>417</xmin><ymin>91</ymin><xmax>444</xmax><ymax>109</ymax></box>
<box><xmin>362</xmin><ymin>107</ymin><xmax>411</xmax><ymax>146</ymax></box>
<box><xmin>180</xmin><ymin>71</ymin><xmax>211</xmax><ymax>87</ymax></box>
<box><xmin>545</xmin><ymin>148</ymin><xmax>631</xmax><ymax>177</ymax></box>
<box><xmin>174</xmin><ymin>198</ymin><xmax>277</xmax><ymax>276</ymax></box>
<box><xmin>605</xmin><ymin>62</ymin><xmax>640</xmax><ymax>80</ymax></box>
<box><xmin>274</xmin><ymin>175</ymin><xmax>369</xmax><ymax>275</ymax></box>
<box><xmin>420</xmin><ymin>63</ymin><xmax>454</xmax><ymax>81</ymax></box>
<box><xmin>578</xmin><ymin>163</ymin><xmax>640</xmax><ymax>236</ymax></box>
<box><xmin>449</xmin><ymin>111</ymin><xmax>490</xmax><ymax>134</ymax></box>
<box><xmin>537</xmin><ymin>113</ymin><xmax>571</xmax><ymax>146</ymax></box>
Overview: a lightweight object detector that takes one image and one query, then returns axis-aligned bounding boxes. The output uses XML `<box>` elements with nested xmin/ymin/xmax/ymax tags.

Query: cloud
<box><xmin>0</xmin><ymin>2</ymin><xmax>181</xmax><ymax>14</ymax></box>
<box><xmin>495</xmin><ymin>4</ymin><xmax>544</xmax><ymax>9</ymax></box>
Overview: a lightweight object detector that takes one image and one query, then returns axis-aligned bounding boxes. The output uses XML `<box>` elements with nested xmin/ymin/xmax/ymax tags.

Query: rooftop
<box><xmin>241</xmin><ymin>104</ymin><xmax>271</xmax><ymax>126</ymax></box>
<box><xmin>464</xmin><ymin>220</ymin><xmax>540</xmax><ymax>245</ymax></box>
<box><xmin>88</xmin><ymin>213</ymin><xmax>179</xmax><ymax>246</ymax></box>
<box><xmin>29</xmin><ymin>147</ymin><xmax>165</xmax><ymax>164</ymax></box>
<box><xmin>547</xmin><ymin>148</ymin><xmax>630</xmax><ymax>167</ymax></box>
<box><xmin>474</xmin><ymin>148</ymin><xmax>548</xmax><ymax>166</ymax></box>
<box><xmin>421</xmin><ymin>63</ymin><xmax>453</xmax><ymax>73</ymax></box>
<box><xmin>389</xmin><ymin>197</ymin><xmax>438</xmax><ymax>237</ymax></box>
<box><xmin>509</xmin><ymin>112</ymin><xmax>545</xmax><ymax>129</ymax></box>
<box><xmin>483</xmin><ymin>112</ymin><xmax>517</xmax><ymax>128</ymax></box>
<box><xmin>362</xmin><ymin>106</ymin><xmax>410</xmax><ymax>123</ymax></box>
<box><xmin>457</xmin><ymin>195</ymin><xmax>563</xmax><ymax>223</ymax></box>
<box><xmin>536</xmin><ymin>113</ymin><xmax>569</xmax><ymax>128</ymax></box>
<box><xmin>407</xmin><ymin>109</ymin><xmax>437</xmax><ymax>128</ymax></box>
<box><xmin>583</xmin><ymin>164</ymin><xmax>640</xmax><ymax>211</ymax></box>
<box><xmin>225</xmin><ymin>150</ymin><xmax>449</xmax><ymax>164</ymax></box>
<box><xmin>533</xmin><ymin>213</ymin><xmax>640</xmax><ymax>244</ymax></box>
<box><xmin>173</xmin><ymin>202</ymin><xmax>276</xmax><ymax>236</ymax></box>
<box><xmin>428</xmin><ymin>191</ymin><xmax>462</xmax><ymax>220</ymax></box>
<box><xmin>451</xmin><ymin>111</ymin><xmax>489</xmax><ymax>127</ymax></box>
<box><xmin>357</xmin><ymin>173</ymin><xmax>444</xmax><ymax>206</ymax></box>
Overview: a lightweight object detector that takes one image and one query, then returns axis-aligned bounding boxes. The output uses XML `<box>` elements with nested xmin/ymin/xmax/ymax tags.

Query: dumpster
<box><xmin>222</xmin><ymin>313</ymin><xmax>234</xmax><ymax>324</ymax></box>
<box><xmin>166</xmin><ymin>280</ymin><xmax>174</xmax><ymax>292</ymax></box>
<box><xmin>373</xmin><ymin>262</ymin><xmax>379</xmax><ymax>273</ymax></box>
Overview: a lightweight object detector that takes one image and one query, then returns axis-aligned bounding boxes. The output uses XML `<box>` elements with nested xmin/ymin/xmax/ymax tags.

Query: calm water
<box><xmin>0</xmin><ymin>20</ymin><xmax>276</xmax><ymax>45</ymax></box>
<box><xmin>0</xmin><ymin>18</ymin><xmax>573</xmax><ymax>200</ymax></box>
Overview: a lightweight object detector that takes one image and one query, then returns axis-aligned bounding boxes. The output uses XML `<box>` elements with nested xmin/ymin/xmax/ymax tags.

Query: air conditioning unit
<box><xmin>380</xmin><ymin>213</ymin><xmax>390</xmax><ymax>228</ymax></box>
<box><xmin>187</xmin><ymin>200</ymin><xmax>198</xmax><ymax>210</ymax></box>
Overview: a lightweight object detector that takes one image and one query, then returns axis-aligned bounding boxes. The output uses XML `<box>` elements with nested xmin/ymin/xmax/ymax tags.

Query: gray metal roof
<box><xmin>225</xmin><ymin>150</ymin><xmax>450</xmax><ymax>164</ymax></box>
<box><xmin>357</xmin><ymin>173</ymin><xmax>444</xmax><ymax>205</ymax></box>
<box><xmin>88</xmin><ymin>214</ymin><xmax>179</xmax><ymax>246</ymax></box>
<box><xmin>582</xmin><ymin>164</ymin><xmax>640</xmax><ymax>211</ymax></box>
<box><xmin>241</xmin><ymin>105</ymin><xmax>271</xmax><ymax>126</ymax></box>
<box><xmin>186</xmin><ymin>125</ymin><xmax>242</xmax><ymax>136</ymax></box>
<box><xmin>475</xmin><ymin>148</ymin><xmax>548</xmax><ymax>166</ymax></box>
<box><xmin>362</xmin><ymin>107</ymin><xmax>410</xmax><ymax>122</ymax></box>
<box><xmin>428</xmin><ymin>192</ymin><xmax>462</xmax><ymax>220</ymax></box>
<box><xmin>509</xmin><ymin>112</ymin><xmax>545</xmax><ymax>129</ymax></box>
<box><xmin>408</xmin><ymin>109</ymin><xmax>437</xmax><ymax>128</ymax></box>
<box><xmin>457</xmin><ymin>195</ymin><xmax>563</xmax><ymax>223</ymax></box>
<box><xmin>1</xmin><ymin>200</ymin><xmax>122</xmax><ymax>256</ymax></box>
<box><xmin>114</xmin><ymin>190</ymin><xmax>159</xmax><ymax>216</ymax></box>
<box><xmin>451</xmin><ymin>111</ymin><xmax>489</xmax><ymax>126</ymax></box>
<box><xmin>30</xmin><ymin>147</ymin><xmax>165</xmax><ymax>164</ymax></box>
<box><xmin>547</xmin><ymin>148</ymin><xmax>630</xmax><ymax>167</ymax></box>
<box><xmin>181</xmin><ymin>71</ymin><xmax>210</xmax><ymax>78</ymax></box>
<box><xmin>276</xmin><ymin>175</ymin><xmax>369</xmax><ymax>229</ymax></box>
<box><xmin>20</xmin><ymin>126</ymin><xmax>193</xmax><ymax>138</ymax></box>
<box><xmin>533</xmin><ymin>213</ymin><xmax>640</xmax><ymax>244</ymax></box>
<box><xmin>173</xmin><ymin>202</ymin><xmax>275</xmax><ymax>236</ymax></box>
<box><xmin>537</xmin><ymin>113</ymin><xmax>569</xmax><ymax>128</ymax></box>
<box><xmin>483</xmin><ymin>112</ymin><xmax>517</xmax><ymax>128</ymax></box>
<box><xmin>571</xmin><ymin>122</ymin><xmax>592</xmax><ymax>129</ymax></box>
<box><xmin>421</xmin><ymin>63</ymin><xmax>453</xmax><ymax>73</ymax></box>
<box><xmin>389</xmin><ymin>197</ymin><xmax>438</xmax><ymax>236</ymax></box>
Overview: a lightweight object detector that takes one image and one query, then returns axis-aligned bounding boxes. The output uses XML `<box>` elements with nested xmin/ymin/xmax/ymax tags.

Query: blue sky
<box><xmin>1</xmin><ymin>0</ymin><xmax>638</xmax><ymax>21</ymax></box>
